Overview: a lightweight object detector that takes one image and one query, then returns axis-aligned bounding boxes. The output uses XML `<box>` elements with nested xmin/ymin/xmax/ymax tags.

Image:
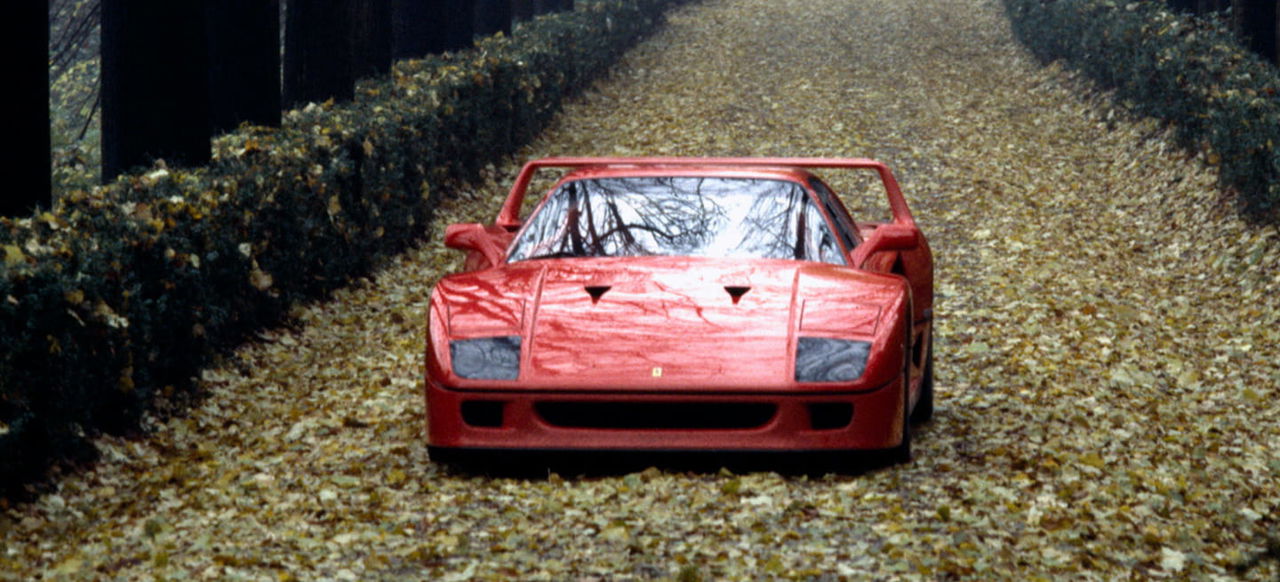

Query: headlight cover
<box><xmin>450</xmin><ymin>336</ymin><xmax>522</xmax><ymax>380</ymax></box>
<box><xmin>795</xmin><ymin>338</ymin><xmax>871</xmax><ymax>383</ymax></box>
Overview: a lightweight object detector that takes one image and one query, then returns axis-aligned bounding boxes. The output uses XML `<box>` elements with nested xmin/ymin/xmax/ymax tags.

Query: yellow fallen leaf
<box><xmin>1079</xmin><ymin>453</ymin><xmax>1106</xmax><ymax>469</ymax></box>
<box><xmin>387</xmin><ymin>469</ymin><xmax>407</xmax><ymax>487</ymax></box>
<box><xmin>3</xmin><ymin>244</ymin><xmax>25</xmax><ymax>266</ymax></box>
<box><xmin>601</xmin><ymin>524</ymin><xmax>630</xmax><ymax>543</ymax></box>
<box><xmin>53</xmin><ymin>557</ymin><xmax>82</xmax><ymax>575</ymax></box>
<box><xmin>250</xmin><ymin>264</ymin><xmax>274</xmax><ymax>291</ymax></box>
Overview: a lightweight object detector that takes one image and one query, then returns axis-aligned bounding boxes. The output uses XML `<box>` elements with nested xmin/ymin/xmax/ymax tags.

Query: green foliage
<box><xmin>1003</xmin><ymin>0</ymin><xmax>1280</xmax><ymax>221</ymax></box>
<box><xmin>0</xmin><ymin>0</ymin><xmax>689</xmax><ymax>495</ymax></box>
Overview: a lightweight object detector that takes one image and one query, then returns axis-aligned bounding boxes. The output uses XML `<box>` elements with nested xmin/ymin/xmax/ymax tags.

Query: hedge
<box><xmin>1003</xmin><ymin>0</ymin><xmax>1280</xmax><ymax>221</ymax></box>
<box><xmin>0</xmin><ymin>0</ymin><xmax>690</xmax><ymax>496</ymax></box>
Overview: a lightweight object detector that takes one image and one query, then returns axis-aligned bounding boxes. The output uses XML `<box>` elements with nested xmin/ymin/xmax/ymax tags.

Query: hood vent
<box><xmin>584</xmin><ymin>285</ymin><xmax>611</xmax><ymax>304</ymax></box>
<box><xmin>724</xmin><ymin>285</ymin><xmax>750</xmax><ymax>305</ymax></box>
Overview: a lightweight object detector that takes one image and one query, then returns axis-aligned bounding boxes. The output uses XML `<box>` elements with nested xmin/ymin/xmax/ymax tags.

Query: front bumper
<box><xmin>425</xmin><ymin>378</ymin><xmax>904</xmax><ymax>452</ymax></box>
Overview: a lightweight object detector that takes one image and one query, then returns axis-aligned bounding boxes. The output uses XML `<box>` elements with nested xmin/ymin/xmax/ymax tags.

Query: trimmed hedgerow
<box><xmin>0</xmin><ymin>0</ymin><xmax>689</xmax><ymax>495</ymax></box>
<box><xmin>1003</xmin><ymin>0</ymin><xmax>1280</xmax><ymax>221</ymax></box>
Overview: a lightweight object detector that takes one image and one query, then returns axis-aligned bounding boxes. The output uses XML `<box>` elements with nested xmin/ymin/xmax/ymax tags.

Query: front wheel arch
<box><xmin>889</xmin><ymin>308</ymin><xmax>912</xmax><ymax>464</ymax></box>
<box><xmin>910</xmin><ymin>329</ymin><xmax>934</xmax><ymax>423</ymax></box>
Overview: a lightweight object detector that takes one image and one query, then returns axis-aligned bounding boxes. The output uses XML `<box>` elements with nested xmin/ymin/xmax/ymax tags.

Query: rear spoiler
<box><xmin>495</xmin><ymin>157</ymin><xmax>915</xmax><ymax>230</ymax></box>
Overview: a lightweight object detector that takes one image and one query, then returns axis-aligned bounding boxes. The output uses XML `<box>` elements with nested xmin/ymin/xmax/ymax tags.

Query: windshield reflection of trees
<box><xmin>508</xmin><ymin>177</ymin><xmax>842</xmax><ymax>263</ymax></box>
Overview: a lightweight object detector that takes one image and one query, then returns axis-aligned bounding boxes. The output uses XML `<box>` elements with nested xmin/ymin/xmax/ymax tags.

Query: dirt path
<box><xmin>5</xmin><ymin>0</ymin><xmax>1278</xmax><ymax>579</ymax></box>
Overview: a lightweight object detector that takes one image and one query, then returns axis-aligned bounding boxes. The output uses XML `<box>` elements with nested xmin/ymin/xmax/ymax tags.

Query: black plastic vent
<box><xmin>585</xmin><ymin>285</ymin><xmax>611</xmax><ymax>304</ymax></box>
<box><xmin>808</xmin><ymin>403</ymin><xmax>853</xmax><ymax>430</ymax></box>
<box><xmin>724</xmin><ymin>286</ymin><xmax>750</xmax><ymax>304</ymax></box>
<box><xmin>536</xmin><ymin>402</ymin><xmax>775</xmax><ymax>430</ymax></box>
<box><xmin>461</xmin><ymin>401</ymin><xmax>505</xmax><ymax>427</ymax></box>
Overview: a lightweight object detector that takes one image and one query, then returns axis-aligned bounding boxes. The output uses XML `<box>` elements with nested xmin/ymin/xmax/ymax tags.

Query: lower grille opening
<box><xmin>536</xmin><ymin>402</ymin><xmax>776</xmax><ymax>430</ymax></box>
<box><xmin>808</xmin><ymin>403</ymin><xmax>853</xmax><ymax>430</ymax></box>
<box><xmin>461</xmin><ymin>401</ymin><xmax>505</xmax><ymax>427</ymax></box>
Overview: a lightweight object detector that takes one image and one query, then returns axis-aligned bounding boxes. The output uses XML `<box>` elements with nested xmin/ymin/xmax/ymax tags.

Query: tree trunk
<box><xmin>513</xmin><ymin>0</ymin><xmax>534</xmax><ymax>22</ymax></box>
<box><xmin>532</xmin><ymin>0</ymin><xmax>559</xmax><ymax>15</ymax></box>
<box><xmin>1234</xmin><ymin>0</ymin><xmax>1279</xmax><ymax>63</ymax></box>
<box><xmin>206</xmin><ymin>0</ymin><xmax>281</xmax><ymax>135</ymax></box>
<box><xmin>102</xmin><ymin>0</ymin><xmax>211</xmax><ymax>182</ymax></box>
<box><xmin>352</xmin><ymin>0</ymin><xmax>393</xmax><ymax>78</ymax></box>
<box><xmin>392</xmin><ymin>0</ymin><xmax>431</xmax><ymax>58</ymax></box>
<box><xmin>394</xmin><ymin>0</ymin><xmax>472</xmax><ymax>58</ymax></box>
<box><xmin>284</xmin><ymin>0</ymin><xmax>355</xmax><ymax>108</ymax></box>
<box><xmin>1168</xmin><ymin>0</ymin><xmax>1228</xmax><ymax>13</ymax></box>
<box><xmin>6</xmin><ymin>0</ymin><xmax>48</xmax><ymax>214</ymax></box>
<box><xmin>475</xmin><ymin>0</ymin><xmax>513</xmax><ymax>38</ymax></box>
<box><xmin>1197</xmin><ymin>0</ymin><xmax>1229</xmax><ymax>13</ymax></box>
<box><xmin>444</xmin><ymin>0</ymin><xmax>476</xmax><ymax>51</ymax></box>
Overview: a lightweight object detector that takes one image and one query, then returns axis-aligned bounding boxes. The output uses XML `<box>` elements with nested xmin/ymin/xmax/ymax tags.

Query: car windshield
<box><xmin>507</xmin><ymin>177</ymin><xmax>845</xmax><ymax>264</ymax></box>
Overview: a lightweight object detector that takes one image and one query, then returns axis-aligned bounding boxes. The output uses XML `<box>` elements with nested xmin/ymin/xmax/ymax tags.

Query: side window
<box><xmin>803</xmin><ymin>200</ymin><xmax>845</xmax><ymax>265</ymax></box>
<box><xmin>809</xmin><ymin>179</ymin><xmax>859</xmax><ymax>251</ymax></box>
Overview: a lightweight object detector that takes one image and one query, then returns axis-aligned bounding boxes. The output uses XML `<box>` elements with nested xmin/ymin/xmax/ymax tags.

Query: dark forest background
<box><xmin>13</xmin><ymin>0</ymin><xmax>581</xmax><ymax>217</ymax></box>
<box><xmin>8</xmin><ymin>0</ymin><xmax>1280</xmax><ymax>217</ymax></box>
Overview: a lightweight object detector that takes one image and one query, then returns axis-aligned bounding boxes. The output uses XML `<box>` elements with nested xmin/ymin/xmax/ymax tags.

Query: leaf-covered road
<box><xmin>6</xmin><ymin>0</ymin><xmax>1280</xmax><ymax>579</ymax></box>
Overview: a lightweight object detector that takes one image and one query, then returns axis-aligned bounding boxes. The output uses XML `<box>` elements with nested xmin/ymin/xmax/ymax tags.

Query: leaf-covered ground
<box><xmin>7</xmin><ymin>0</ymin><xmax>1280</xmax><ymax>579</ymax></box>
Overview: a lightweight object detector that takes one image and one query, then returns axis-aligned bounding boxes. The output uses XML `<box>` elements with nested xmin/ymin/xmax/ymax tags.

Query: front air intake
<box><xmin>461</xmin><ymin>401</ymin><xmax>505</xmax><ymax>427</ymax></box>
<box><xmin>807</xmin><ymin>403</ymin><xmax>853</xmax><ymax>430</ymax></box>
<box><xmin>536</xmin><ymin>402</ymin><xmax>775</xmax><ymax>430</ymax></box>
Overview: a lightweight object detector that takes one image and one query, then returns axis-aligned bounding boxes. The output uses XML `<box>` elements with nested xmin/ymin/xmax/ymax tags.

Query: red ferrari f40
<box><xmin>425</xmin><ymin>158</ymin><xmax>934</xmax><ymax>468</ymax></box>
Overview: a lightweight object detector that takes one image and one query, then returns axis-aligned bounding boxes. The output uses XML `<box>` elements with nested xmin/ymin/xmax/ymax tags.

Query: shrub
<box><xmin>1003</xmin><ymin>0</ymin><xmax>1280</xmax><ymax>221</ymax></box>
<box><xmin>0</xmin><ymin>0</ymin><xmax>690</xmax><ymax>496</ymax></box>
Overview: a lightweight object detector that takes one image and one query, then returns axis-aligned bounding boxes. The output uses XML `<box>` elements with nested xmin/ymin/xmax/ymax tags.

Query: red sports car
<box><xmin>425</xmin><ymin>158</ymin><xmax>933</xmax><ymax>467</ymax></box>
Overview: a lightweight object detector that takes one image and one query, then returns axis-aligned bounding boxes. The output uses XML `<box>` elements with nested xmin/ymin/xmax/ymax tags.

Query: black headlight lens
<box><xmin>795</xmin><ymin>338</ymin><xmax>871</xmax><ymax>383</ymax></box>
<box><xmin>450</xmin><ymin>336</ymin><xmax>522</xmax><ymax>380</ymax></box>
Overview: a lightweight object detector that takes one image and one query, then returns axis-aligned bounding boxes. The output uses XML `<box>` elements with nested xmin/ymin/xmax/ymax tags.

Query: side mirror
<box><xmin>850</xmin><ymin>224</ymin><xmax>919</xmax><ymax>268</ymax></box>
<box><xmin>444</xmin><ymin>223</ymin><xmax>505</xmax><ymax>268</ymax></box>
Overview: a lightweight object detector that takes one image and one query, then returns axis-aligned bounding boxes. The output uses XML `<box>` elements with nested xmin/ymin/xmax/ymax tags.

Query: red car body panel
<box><xmin>425</xmin><ymin>158</ymin><xmax>933</xmax><ymax>457</ymax></box>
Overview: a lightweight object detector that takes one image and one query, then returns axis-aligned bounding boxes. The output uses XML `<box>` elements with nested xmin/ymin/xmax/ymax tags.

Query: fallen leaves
<box><xmin>1</xmin><ymin>244</ymin><xmax>24</xmax><ymax>267</ymax></box>
<box><xmin>3</xmin><ymin>0</ymin><xmax>1279</xmax><ymax>579</ymax></box>
<box><xmin>248</xmin><ymin>263</ymin><xmax>274</xmax><ymax>291</ymax></box>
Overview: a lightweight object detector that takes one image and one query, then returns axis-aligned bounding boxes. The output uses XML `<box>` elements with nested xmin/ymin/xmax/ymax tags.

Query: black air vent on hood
<box><xmin>585</xmin><ymin>285</ymin><xmax>611</xmax><ymax>304</ymax></box>
<box><xmin>724</xmin><ymin>285</ymin><xmax>750</xmax><ymax>305</ymax></box>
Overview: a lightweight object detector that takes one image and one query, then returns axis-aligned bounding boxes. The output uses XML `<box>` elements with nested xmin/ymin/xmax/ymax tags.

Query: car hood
<box><xmin>431</xmin><ymin>257</ymin><xmax>904</xmax><ymax>390</ymax></box>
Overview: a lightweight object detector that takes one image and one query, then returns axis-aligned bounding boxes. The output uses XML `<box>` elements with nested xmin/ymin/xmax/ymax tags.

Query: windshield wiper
<box><xmin>523</xmin><ymin>250</ymin><xmax>593</xmax><ymax>260</ymax></box>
